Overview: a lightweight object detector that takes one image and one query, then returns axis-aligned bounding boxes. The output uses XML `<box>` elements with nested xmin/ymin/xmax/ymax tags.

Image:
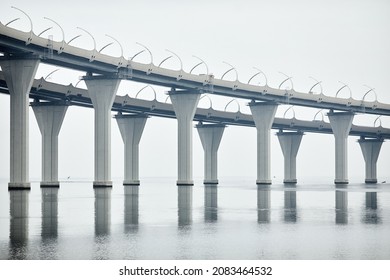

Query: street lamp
<box><xmin>278</xmin><ymin>72</ymin><xmax>293</xmax><ymax>90</ymax></box>
<box><xmin>248</xmin><ymin>67</ymin><xmax>268</xmax><ymax>86</ymax></box>
<box><xmin>221</xmin><ymin>61</ymin><xmax>238</xmax><ymax>81</ymax></box>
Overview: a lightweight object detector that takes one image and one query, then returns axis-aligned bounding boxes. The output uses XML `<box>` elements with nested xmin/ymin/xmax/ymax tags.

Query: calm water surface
<box><xmin>0</xmin><ymin>178</ymin><xmax>389</xmax><ymax>260</ymax></box>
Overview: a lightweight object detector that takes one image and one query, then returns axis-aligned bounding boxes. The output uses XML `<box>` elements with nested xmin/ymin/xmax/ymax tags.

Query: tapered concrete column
<box><xmin>358</xmin><ymin>138</ymin><xmax>383</xmax><ymax>184</ymax></box>
<box><xmin>169</xmin><ymin>90</ymin><xmax>201</xmax><ymax>186</ymax></box>
<box><xmin>115</xmin><ymin>114</ymin><xmax>147</xmax><ymax>185</ymax></box>
<box><xmin>0</xmin><ymin>56</ymin><xmax>40</xmax><ymax>189</ymax></box>
<box><xmin>277</xmin><ymin>131</ymin><xmax>303</xmax><ymax>184</ymax></box>
<box><xmin>196</xmin><ymin>123</ymin><xmax>225</xmax><ymax>184</ymax></box>
<box><xmin>32</xmin><ymin>102</ymin><xmax>68</xmax><ymax>187</ymax></box>
<box><xmin>328</xmin><ymin>111</ymin><xmax>354</xmax><ymax>184</ymax></box>
<box><xmin>249</xmin><ymin>101</ymin><xmax>278</xmax><ymax>185</ymax></box>
<box><xmin>84</xmin><ymin>75</ymin><xmax>121</xmax><ymax>187</ymax></box>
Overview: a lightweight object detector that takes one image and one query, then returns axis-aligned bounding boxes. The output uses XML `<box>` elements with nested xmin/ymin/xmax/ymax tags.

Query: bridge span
<box><xmin>0</xmin><ymin>19</ymin><xmax>389</xmax><ymax>189</ymax></box>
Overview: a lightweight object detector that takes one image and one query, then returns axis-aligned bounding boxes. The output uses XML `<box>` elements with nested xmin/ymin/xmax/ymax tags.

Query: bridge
<box><xmin>0</xmin><ymin>17</ymin><xmax>389</xmax><ymax>189</ymax></box>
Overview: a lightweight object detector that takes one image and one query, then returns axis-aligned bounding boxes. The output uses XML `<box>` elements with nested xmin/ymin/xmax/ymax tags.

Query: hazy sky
<box><xmin>0</xmin><ymin>0</ymin><xmax>389</xmax><ymax>183</ymax></box>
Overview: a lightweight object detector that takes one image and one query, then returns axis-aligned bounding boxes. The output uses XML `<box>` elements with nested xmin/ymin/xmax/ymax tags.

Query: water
<box><xmin>0</xmin><ymin>178</ymin><xmax>389</xmax><ymax>260</ymax></box>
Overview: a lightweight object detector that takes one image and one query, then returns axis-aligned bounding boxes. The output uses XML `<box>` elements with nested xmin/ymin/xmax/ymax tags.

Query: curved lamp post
<box><xmin>135</xmin><ymin>42</ymin><xmax>153</xmax><ymax>64</ymax></box>
<box><xmin>135</xmin><ymin>85</ymin><xmax>157</xmax><ymax>100</ymax></box>
<box><xmin>308</xmin><ymin>76</ymin><xmax>323</xmax><ymax>94</ymax></box>
<box><xmin>278</xmin><ymin>72</ymin><xmax>293</xmax><ymax>90</ymax></box>
<box><xmin>199</xmin><ymin>94</ymin><xmax>213</xmax><ymax>109</ymax></box>
<box><xmin>283</xmin><ymin>105</ymin><xmax>296</xmax><ymax>119</ymax></box>
<box><xmin>362</xmin><ymin>85</ymin><xmax>377</xmax><ymax>102</ymax></box>
<box><xmin>158</xmin><ymin>49</ymin><xmax>183</xmax><ymax>71</ymax></box>
<box><xmin>5</xmin><ymin>17</ymin><xmax>21</xmax><ymax>27</ymax></box>
<box><xmin>374</xmin><ymin>115</ymin><xmax>382</xmax><ymax>127</ymax></box>
<box><xmin>44</xmin><ymin>69</ymin><xmax>60</xmax><ymax>80</ymax></box>
<box><xmin>11</xmin><ymin>6</ymin><xmax>33</xmax><ymax>44</ymax></box>
<box><xmin>313</xmin><ymin>109</ymin><xmax>325</xmax><ymax>122</ymax></box>
<box><xmin>335</xmin><ymin>81</ymin><xmax>352</xmax><ymax>98</ymax></box>
<box><xmin>43</xmin><ymin>17</ymin><xmax>65</xmax><ymax>53</ymax></box>
<box><xmin>221</xmin><ymin>61</ymin><xmax>238</xmax><ymax>81</ymax></box>
<box><xmin>190</xmin><ymin>55</ymin><xmax>209</xmax><ymax>75</ymax></box>
<box><xmin>76</xmin><ymin>27</ymin><xmax>96</xmax><ymax>61</ymax></box>
<box><xmin>248</xmin><ymin>67</ymin><xmax>268</xmax><ymax>85</ymax></box>
<box><xmin>224</xmin><ymin>98</ymin><xmax>240</xmax><ymax>112</ymax></box>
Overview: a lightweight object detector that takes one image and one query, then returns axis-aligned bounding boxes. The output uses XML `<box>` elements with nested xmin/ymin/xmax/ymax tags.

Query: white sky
<box><xmin>0</xmin><ymin>0</ymin><xmax>389</xmax><ymax>183</ymax></box>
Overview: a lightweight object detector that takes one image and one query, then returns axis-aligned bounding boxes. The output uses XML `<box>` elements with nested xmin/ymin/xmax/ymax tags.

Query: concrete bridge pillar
<box><xmin>84</xmin><ymin>75</ymin><xmax>121</xmax><ymax>187</ymax></box>
<box><xmin>32</xmin><ymin>102</ymin><xmax>68</xmax><ymax>187</ymax></box>
<box><xmin>0</xmin><ymin>56</ymin><xmax>40</xmax><ymax>189</ymax></box>
<box><xmin>358</xmin><ymin>137</ymin><xmax>383</xmax><ymax>184</ymax></box>
<box><xmin>277</xmin><ymin>131</ymin><xmax>303</xmax><ymax>184</ymax></box>
<box><xmin>115</xmin><ymin>114</ymin><xmax>148</xmax><ymax>186</ymax></box>
<box><xmin>328</xmin><ymin>111</ymin><xmax>354</xmax><ymax>184</ymax></box>
<box><xmin>169</xmin><ymin>90</ymin><xmax>200</xmax><ymax>186</ymax></box>
<box><xmin>196</xmin><ymin>123</ymin><xmax>225</xmax><ymax>184</ymax></box>
<box><xmin>249</xmin><ymin>101</ymin><xmax>278</xmax><ymax>185</ymax></box>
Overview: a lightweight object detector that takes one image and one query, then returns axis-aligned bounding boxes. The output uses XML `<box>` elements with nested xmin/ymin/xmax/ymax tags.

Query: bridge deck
<box><xmin>1</xmin><ymin>23</ymin><xmax>390</xmax><ymax>116</ymax></box>
<box><xmin>0</xmin><ymin>74</ymin><xmax>388</xmax><ymax>139</ymax></box>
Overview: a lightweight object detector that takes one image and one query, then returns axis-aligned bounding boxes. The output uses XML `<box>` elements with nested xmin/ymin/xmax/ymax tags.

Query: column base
<box><xmin>177</xmin><ymin>180</ymin><xmax>194</xmax><ymax>186</ymax></box>
<box><xmin>93</xmin><ymin>181</ymin><xmax>113</xmax><ymax>188</ymax></box>
<box><xmin>8</xmin><ymin>182</ymin><xmax>31</xmax><ymax>190</ymax></box>
<box><xmin>203</xmin><ymin>180</ymin><xmax>218</xmax><ymax>185</ymax></box>
<box><xmin>123</xmin><ymin>180</ymin><xmax>140</xmax><ymax>186</ymax></box>
<box><xmin>256</xmin><ymin>180</ymin><xmax>272</xmax><ymax>185</ymax></box>
<box><xmin>41</xmin><ymin>182</ymin><xmax>60</xmax><ymax>188</ymax></box>
<box><xmin>283</xmin><ymin>179</ymin><xmax>297</xmax><ymax>184</ymax></box>
<box><xmin>365</xmin><ymin>179</ymin><xmax>377</xmax><ymax>184</ymax></box>
<box><xmin>334</xmin><ymin>179</ymin><xmax>349</xmax><ymax>185</ymax></box>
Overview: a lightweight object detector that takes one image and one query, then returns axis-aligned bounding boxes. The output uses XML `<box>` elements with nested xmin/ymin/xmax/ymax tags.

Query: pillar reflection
<box><xmin>94</xmin><ymin>188</ymin><xmax>111</xmax><ymax>236</ymax></box>
<box><xmin>363</xmin><ymin>191</ymin><xmax>381</xmax><ymax>224</ymax></box>
<box><xmin>204</xmin><ymin>184</ymin><xmax>218</xmax><ymax>222</ymax></box>
<box><xmin>284</xmin><ymin>188</ymin><xmax>297</xmax><ymax>223</ymax></box>
<box><xmin>257</xmin><ymin>186</ymin><xmax>270</xmax><ymax>223</ymax></box>
<box><xmin>124</xmin><ymin>185</ymin><xmax>139</xmax><ymax>228</ymax></box>
<box><xmin>178</xmin><ymin>186</ymin><xmax>192</xmax><ymax>227</ymax></box>
<box><xmin>9</xmin><ymin>190</ymin><xmax>29</xmax><ymax>259</ymax></box>
<box><xmin>335</xmin><ymin>189</ymin><xmax>348</xmax><ymax>224</ymax></box>
<box><xmin>41</xmin><ymin>188</ymin><xmax>58</xmax><ymax>238</ymax></box>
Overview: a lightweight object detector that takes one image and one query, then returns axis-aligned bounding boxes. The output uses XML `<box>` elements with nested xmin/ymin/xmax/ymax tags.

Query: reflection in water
<box><xmin>40</xmin><ymin>187</ymin><xmax>59</xmax><ymax>259</ymax></box>
<box><xmin>178</xmin><ymin>186</ymin><xmax>192</xmax><ymax>227</ymax></box>
<box><xmin>257</xmin><ymin>186</ymin><xmax>270</xmax><ymax>223</ymax></box>
<box><xmin>9</xmin><ymin>190</ymin><xmax>29</xmax><ymax>259</ymax></box>
<box><xmin>284</xmin><ymin>188</ymin><xmax>297</xmax><ymax>223</ymax></box>
<box><xmin>204</xmin><ymin>185</ymin><xmax>218</xmax><ymax>222</ymax></box>
<box><xmin>41</xmin><ymin>188</ymin><xmax>59</xmax><ymax>238</ymax></box>
<box><xmin>363</xmin><ymin>192</ymin><xmax>381</xmax><ymax>224</ymax></box>
<box><xmin>124</xmin><ymin>185</ymin><xmax>139</xmax><ymax>229</ymax></box>
<box><xmin>94</xmin><ymin>188</ymin><xmax>111</xmax><ymax>236</ymax></box>
<box><xmin>335</xmin><ymin>189</ymin><xmax>348</xmax><ymax>224</ymax></box>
